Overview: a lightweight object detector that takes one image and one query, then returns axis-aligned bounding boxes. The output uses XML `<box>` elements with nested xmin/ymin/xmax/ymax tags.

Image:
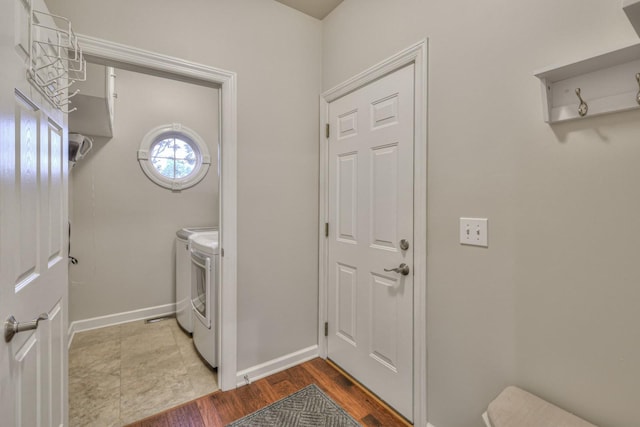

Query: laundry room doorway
<box><xmin>67</xmin><ymin>62</ymin><xmax>224</xmax><ymax>423</ymax></box>
<box><xmin>71</xmin><ymin>35</ymin><xmax>237</xmax><ymax>390</ymax></box>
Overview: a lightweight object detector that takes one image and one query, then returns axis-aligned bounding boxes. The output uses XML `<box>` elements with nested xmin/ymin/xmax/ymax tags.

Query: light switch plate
<box><xmin>460</xmin><ymin>218</ymin><xmax>488</xmax><ymax>247</ymax></box>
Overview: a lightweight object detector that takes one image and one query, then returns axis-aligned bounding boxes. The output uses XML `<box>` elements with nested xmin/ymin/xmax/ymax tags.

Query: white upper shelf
<box><xmin>534</xmin><ymin>43</ymin><xmax>640</xmax><ymax>123</ymax></box>
<box><xmin>624</xmin><ymin>0</ymin><xmax>640</xmax><ymax>36</ymax></box>
<box><xmin>533</xmin><ymin>1</ymin><xmax>640</xmax><ymax>123</ymax></box>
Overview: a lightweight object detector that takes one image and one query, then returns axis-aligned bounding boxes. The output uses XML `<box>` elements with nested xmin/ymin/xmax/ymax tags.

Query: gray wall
<box><xmin>69</xmin><ymin>68</ymin><xmax>219</xmax><ymax>321</ymax></box>
<box><xmin>323</xmin><ymin>1</ymin><xmax>640</xmax><ymax>427</ymax></box>
<box><xmin>49</xmin><ymin>0</ymin><xmax>323</xmax><ymax>371</ymax></box>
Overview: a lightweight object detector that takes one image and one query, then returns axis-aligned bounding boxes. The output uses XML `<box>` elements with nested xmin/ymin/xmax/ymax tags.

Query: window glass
<box><xmin>150</xmin><ymin>137</ymin><xmax>197</xmax><ymax>179</ymax></box>
<box><xmin>137</xmin><ymin>124</ymin><xmax>211</xmax><ymax>191</ymax></box>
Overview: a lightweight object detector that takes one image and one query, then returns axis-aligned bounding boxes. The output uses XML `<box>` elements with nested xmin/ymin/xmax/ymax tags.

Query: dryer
<box><xmin>175</xmin><ymin>227</ymin><xmax>217</xmax><ymax>333</ymax></box>
<box><xmin>189</xmin><ymin>230</ymin><xmax>219</xmax><ymax>367</ymax></box>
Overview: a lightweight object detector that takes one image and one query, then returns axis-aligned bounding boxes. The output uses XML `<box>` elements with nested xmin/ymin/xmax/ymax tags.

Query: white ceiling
<box><xmin>274</xmin><ymin>0</ymin><xmax>344</xmax><ymax>20</ymax></box>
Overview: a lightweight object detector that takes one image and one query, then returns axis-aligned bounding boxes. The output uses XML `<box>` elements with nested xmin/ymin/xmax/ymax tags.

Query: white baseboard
<box><xmin>427</xmin><ymin>423</ymin><xmax>437</xmax><ymax>427</ymax></box>
<box><xmin>67</xmin><ymin>303</ymin><xmax>176</xmax><ymax>348</ymax></box>
<box><xmin>236</xmin><ymin>345</ymin><xmax>319</xmax><ymax>387</ymax></box>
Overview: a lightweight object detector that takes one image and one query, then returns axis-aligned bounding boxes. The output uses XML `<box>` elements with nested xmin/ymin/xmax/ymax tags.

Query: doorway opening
<box><xmin>67</xmin><ymin>63</ymin><xmax>221</xmax><ymax>424</ymax></box>
<box><xmin>66</xmin><ymin>35</ymin><xmax>238</xmax><ymax>424</ymax></box>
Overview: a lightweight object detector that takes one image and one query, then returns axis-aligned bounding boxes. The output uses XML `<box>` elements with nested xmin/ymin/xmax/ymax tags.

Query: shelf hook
<box><xmin>636</xmin><ymin>73</ymin><xmax>640</xmax><ymax>105</ymax></box>
<box><xmin>575</xmin><ymin>88</ymin><xmax>588</xmax><ymax>117</ymax></box>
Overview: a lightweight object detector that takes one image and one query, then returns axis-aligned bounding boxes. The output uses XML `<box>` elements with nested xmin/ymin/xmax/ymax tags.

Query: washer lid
<box><xmin>176</xmin><ymin>226</ymin><xmax>218</xmax><ymax>240</ymax></box>
<box><xmin>190</xmin><ymin>231</ymin><xmax>219</xmax><ymax>255</ymax></box>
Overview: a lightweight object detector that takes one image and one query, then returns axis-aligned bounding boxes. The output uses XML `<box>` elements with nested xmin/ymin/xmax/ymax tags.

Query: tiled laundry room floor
<box><xmin>69</xmin><ymin>318</ymin><xmax>218</xmax><ymax>426</ymax></box>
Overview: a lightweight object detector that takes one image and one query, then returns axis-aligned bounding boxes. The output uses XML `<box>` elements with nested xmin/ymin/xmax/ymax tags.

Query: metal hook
<box><xmin>636</xmin><ymin>73</ymin><xmax>640</xmax><ymax>105</ymax></box>
<box><xmin>575</xmin><ymin>88</ymin><xmax>588</xmax><ymax>117</ymax></box>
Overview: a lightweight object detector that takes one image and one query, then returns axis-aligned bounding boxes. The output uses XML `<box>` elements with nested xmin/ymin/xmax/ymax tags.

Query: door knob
<box><xmin>384</xmin><ymin>263</ymin><xmax>410</xmax><ymax>276</ymax></box>
<box><xmin>4</xmin><ymin>313</ymin><xmax>48</xmax><ymax>343</ymax></box>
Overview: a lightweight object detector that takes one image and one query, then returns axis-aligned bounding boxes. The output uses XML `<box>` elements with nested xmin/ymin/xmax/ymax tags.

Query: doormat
<box><xmin>227</xmin><ymin>384</ymin><xmax>361</xmax><ymax>427</ymax></box>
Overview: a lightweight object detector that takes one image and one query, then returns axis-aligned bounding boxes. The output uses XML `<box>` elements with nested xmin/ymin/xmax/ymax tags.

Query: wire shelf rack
<box><xmin>28</xmin><ymin>7</ymin><xmax>86</xmax><ymax>113</ymax></box>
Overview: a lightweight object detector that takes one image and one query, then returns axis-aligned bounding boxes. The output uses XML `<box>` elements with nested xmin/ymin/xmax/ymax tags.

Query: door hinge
<box><xmin>325</xmin><ymin>222</ymin><xmax>329</xmax><ymax>237</ymax></box>
<box><xmin>325</xmin><ymin>123</ymin><xmax>330</xmax><ymax>139</ymax></box>
<box><xmin>324</xmin><ymin>322</ymin><xmax>328</xmax><ymax>337</ymax></box>
<box><xmin>221</xmin><ymin>248</ymin><xmax>224</xmax><ymax>257</ymax></box>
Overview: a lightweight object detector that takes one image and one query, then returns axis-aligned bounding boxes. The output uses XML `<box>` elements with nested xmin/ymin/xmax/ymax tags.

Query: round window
<box><xmin>138</xmin><ymin>124</ymin><xmax>211</xmax><ymax>191</ymax></box>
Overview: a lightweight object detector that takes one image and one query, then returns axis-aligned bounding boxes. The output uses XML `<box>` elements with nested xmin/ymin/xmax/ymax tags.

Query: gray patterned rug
<box><xmin>227</xmin><ymin>384</ymin><xmax>361</xmax><ymax>427</ymax></box>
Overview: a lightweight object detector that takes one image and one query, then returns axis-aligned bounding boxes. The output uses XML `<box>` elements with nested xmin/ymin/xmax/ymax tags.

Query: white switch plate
<box><xmin>460</xmin><ymin>218</ymin><xmax>488</xmax><ymax>247</ymax></box>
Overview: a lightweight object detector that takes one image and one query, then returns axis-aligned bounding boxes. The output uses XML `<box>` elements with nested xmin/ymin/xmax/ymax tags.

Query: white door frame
<box><xmin>319</xmin><ymin>39</ymin><xmax>428</xmax><ymax>425</ymax></box>
<box><xmin>76</xmin><ymin>34</ymin><xmax>238</xmax><ymax>391</ymax></box>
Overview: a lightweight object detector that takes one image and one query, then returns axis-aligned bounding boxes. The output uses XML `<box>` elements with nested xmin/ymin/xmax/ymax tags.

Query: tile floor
<box><xmin>69</xmin><ymin>318</ymin><xmax>218</xmax><ymax>426</ymax></box>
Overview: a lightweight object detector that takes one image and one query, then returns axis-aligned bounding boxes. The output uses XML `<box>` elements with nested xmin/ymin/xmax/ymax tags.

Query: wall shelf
<box><xmin>69</xmin><ymin>63</ymin><xmax>116</xmax><ymax>138</ymax></box>
<box><xmin>624</xmin><ymin>0</ymin><xmax>640</xmax><ymax>37</ymax></box>
<box><xmin>534</xmin><ymin>43</ymin><xmax>640</xmax><ymax>123</ymax></box>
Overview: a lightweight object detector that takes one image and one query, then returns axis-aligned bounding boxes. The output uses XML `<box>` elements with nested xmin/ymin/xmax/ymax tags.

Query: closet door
<box><xmin>0</xmin><ymin>0</ymin><xmax>69</xmax><ymax>425</ymax></box>
<box><xmin>327</xmin><ymin>64</ymin><xmax>415</xmax><ymax>421</ymax></box>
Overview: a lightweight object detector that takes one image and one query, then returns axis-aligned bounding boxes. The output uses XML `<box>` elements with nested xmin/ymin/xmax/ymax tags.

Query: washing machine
<box><xmin>175</xmin><ymin>227</ymin><xmax>217</xmax><ymax>333</ymax></box>
<box><xmin>189</xmin><ymin>230</ymin><xmax>219</xmax><ymax>368</ymax></box>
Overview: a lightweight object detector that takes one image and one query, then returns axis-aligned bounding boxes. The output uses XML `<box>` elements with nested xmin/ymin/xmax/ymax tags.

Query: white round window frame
<box><xmin>137</xmin><ymin>123</ymin><xmax>211</xmax><ymax>191</ymax></box>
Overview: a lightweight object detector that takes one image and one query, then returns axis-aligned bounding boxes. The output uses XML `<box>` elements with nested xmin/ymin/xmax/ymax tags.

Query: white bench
<box><xmin>483</xmin><ymin>386</ymin><xmax>598</xmax><ymax>427</ymax></box>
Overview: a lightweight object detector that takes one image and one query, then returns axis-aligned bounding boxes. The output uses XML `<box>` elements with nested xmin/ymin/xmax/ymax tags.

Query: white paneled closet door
<box><xmin>0</xmin><ymin>0</ymin><xmax>69</xmax><ymax>425</ymax></box>
<box><xmin>327</xmin><ymin>64</ymin><xmax>415</xmax><ymax>421</ymax></box>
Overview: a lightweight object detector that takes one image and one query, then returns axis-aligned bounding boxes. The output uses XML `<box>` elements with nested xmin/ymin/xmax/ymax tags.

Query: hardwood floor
<box><xmin>126</xmin><ymin>358</ymin><xmax>409</xmax><ymax>426</ymax></box>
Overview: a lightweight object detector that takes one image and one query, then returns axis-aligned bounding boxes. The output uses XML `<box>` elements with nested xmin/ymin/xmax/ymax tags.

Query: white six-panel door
<box><xmin>327</xmin><ymin>64</ymin><xmax>415</xmax><ymax>421</ymax></box>
<box><xmin>0</xmin><ymin>0</ymin><xmax>69</xmax><ymax>425</ymax></box>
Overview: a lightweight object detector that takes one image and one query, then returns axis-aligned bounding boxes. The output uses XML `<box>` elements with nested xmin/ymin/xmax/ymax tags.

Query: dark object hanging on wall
<box><xmin>68</xmin><ymin>133</ymin><xmax>93</xmax><ymax>164</ymax></box>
